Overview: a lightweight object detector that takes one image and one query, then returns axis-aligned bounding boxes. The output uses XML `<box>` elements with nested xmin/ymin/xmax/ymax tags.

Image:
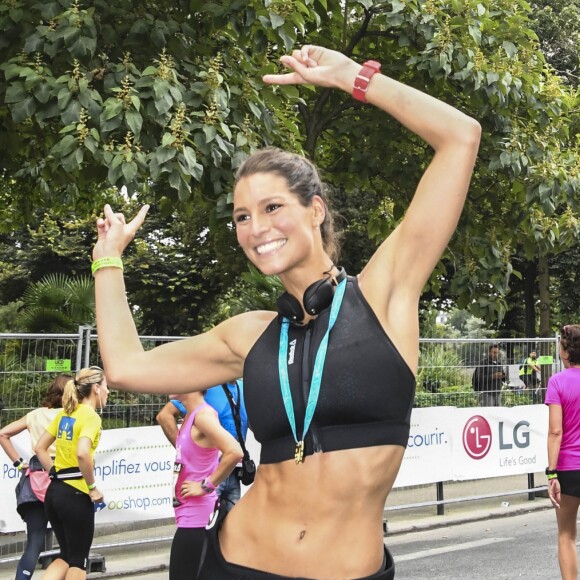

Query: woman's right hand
<box><xmin>92</xmin><ymin>204</ymin><xmax>150</xmax><ymax>261</ymax></box>
<box><xmin>548</xmin><ymin>478</ymin><xmax>561</xmax><ymax>509</ymax></box>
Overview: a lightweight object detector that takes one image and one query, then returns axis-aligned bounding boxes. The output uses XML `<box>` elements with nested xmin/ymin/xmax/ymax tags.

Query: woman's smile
<box><xmin>255</xmin><ymin>239</ymin><xmax>287</xmax><ymax>255</ymax></box>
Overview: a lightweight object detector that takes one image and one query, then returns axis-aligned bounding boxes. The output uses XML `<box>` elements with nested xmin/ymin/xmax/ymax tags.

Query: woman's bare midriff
<box><xmin>219</xmin><ymin>445</ymin><xmax>405</xmax><ymax>579</ymax></box>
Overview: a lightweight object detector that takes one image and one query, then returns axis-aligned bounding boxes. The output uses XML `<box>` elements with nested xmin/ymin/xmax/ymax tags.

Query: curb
<box><xmin>88</xmin><ymin>564</ymin><xmax>168</xmax><ymax>579</ymax></box>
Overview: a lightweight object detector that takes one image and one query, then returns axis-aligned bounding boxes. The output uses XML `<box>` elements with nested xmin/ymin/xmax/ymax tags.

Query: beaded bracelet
<box><xmin>92</xmin><ymin>257</ymin><xmax>123</xmax><ymax>276</ymax></box>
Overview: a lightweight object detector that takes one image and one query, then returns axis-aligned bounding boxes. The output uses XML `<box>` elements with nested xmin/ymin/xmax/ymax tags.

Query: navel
<box><xmin>298</xmin><ymin>529</ymin><xmax>307</xmax><ymax>541</ymax></box>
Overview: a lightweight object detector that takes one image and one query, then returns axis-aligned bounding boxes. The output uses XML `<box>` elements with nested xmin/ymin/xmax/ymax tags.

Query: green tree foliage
<box><xmin>288</xmin><ymin>0</ymin><xmax>579</xmax><ymax>325</ymax></box>
<box><xmin>493</xmin><ymin>0</ymin><xmax>580</xmax><ymax>337</ymax></box>
<box><xmin>549</xmin><ymin>245</ymin><xmax>580</xmax><ymax>324</ymax></box>
<box><xmin>123</xmin><ymin>203</ymin><xmax>240</xmax><ymax>335</ymax></box>
<box><xmin>17</xmin><ymin>272</ymin><xmax>95</xmax><ymax>332</ymax></box>
<box><xmin>0</xmin><ymin>204</ymin><xmax>240</xmax><ymax>335</ymax></box>
<box><xmin>0</xmin><ymin>301</ymin><xmax>21</xmax><ymax>332</ymax></box>
<box><xmin>201</xmin><ymin>265</ymin><xmax>283</xmax><ymax>329</ymax></box>
<box><xmin>530</xmin><ymin>0</ymin><xmax>579</xmax><ymax>87</ymax></box>
<box><xmin>1</xmin><ymin>0</ymin><xmax>578</xmax><ymax>333</ymax></box>
<box><xmin>0</xmin><ymin>0</ymin><xmax>314</xmax><ymax>223</ymax></box>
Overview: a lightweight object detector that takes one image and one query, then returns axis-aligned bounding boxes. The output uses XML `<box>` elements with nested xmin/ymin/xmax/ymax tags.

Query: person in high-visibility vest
<box><xmin>520</xmin><ymin>351</ymin><xmax>542</xmax><ymax>401</ymax></box>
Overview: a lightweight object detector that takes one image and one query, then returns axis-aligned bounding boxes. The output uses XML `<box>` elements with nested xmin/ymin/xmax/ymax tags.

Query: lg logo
<box><xmin>463</xmin><ymin>415</ymin><xmax>492</xmax><ymax>460</ymax></box>
<box><xmin>463</xmin><ymin>415</ymin><xmax>532</xmax><ymax>460</ymax></box>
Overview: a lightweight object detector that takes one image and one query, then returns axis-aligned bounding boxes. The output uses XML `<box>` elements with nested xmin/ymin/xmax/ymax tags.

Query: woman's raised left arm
<box><xmin>264</xmin><ymin>45</ymin><xmax>481</xmax><ymax>302</ymax></box>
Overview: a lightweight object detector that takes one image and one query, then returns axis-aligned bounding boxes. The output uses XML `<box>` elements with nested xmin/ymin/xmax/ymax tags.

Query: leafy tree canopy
<box><xmin>0</xmin><ymin>0</ymin><xmax>578</xmax><ymax>332</ymax></box>
<box><xmin>0</xmin><ymin>0</ymin><xmax>314</xmax><ymax>222</ymax></box>
<box><xmin>531</xmin><ymin>0</ymin><xmax>580</xmax><ymax>86</ymax></box>
<box><xmin>0</xmin><ymin>201</ymin><xmax>240</xmax><ymax>335</ymax></box>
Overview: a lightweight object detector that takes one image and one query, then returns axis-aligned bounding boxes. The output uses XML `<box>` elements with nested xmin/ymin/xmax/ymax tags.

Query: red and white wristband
<box><xmin>352</xmin><ymin>60</ymin><xmax>382</xmax><ymax>103</ymax></box>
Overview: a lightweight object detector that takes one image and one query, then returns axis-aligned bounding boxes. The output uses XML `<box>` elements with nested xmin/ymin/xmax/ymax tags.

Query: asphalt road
<box><xmin>388</xmin><ymin>508</ymin><xmax>560</xmax><ymax>579</ymax></box>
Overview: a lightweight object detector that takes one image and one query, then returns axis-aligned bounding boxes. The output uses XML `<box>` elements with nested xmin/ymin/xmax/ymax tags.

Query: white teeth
<box><xmin>256</xmin><ymin>240</ymin><xmax>286</xmax><ymax>255</ymax></box>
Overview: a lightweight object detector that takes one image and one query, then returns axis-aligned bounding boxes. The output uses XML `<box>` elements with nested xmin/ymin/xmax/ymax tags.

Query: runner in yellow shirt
<box><xmin>36</xmin><ymin>366</ymin><xmax>109</xmax><ymax>580</ymax></box>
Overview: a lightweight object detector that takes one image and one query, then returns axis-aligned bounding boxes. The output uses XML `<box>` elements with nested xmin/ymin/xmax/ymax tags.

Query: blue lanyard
<box><xmin>278</xmin><ymin>278</ymin><xmax>347</xmax><ymax>463</ymax></box>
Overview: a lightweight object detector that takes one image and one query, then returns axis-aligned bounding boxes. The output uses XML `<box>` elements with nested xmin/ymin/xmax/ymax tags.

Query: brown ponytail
<box><xmin>42</xmin><ymin>374</ymin><xmax>71</xmax><ymax>409</ymax></box>
<box><xmin>62</xmin><ymin>366</ymin><xmax>104</xmax><ymax>415</ymax></box>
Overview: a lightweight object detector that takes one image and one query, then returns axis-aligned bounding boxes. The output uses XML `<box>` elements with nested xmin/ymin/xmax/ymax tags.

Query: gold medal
<box><xmin>294</xmin><ymin>441</ymin><xmax>305</xmax><ymax>464</ymax></box>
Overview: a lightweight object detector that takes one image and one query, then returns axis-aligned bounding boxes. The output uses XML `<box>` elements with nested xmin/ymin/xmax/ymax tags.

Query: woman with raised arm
<box><xmin>92</xmin><ymin>45</ymin><xmax>480</xmax><ymax>579</ymax></box>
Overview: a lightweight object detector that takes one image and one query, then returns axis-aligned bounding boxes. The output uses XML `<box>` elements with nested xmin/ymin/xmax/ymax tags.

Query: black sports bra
<box><xmin>243</xmin><ymin>276</ymin><xmax>416</xmax><ymax>464</ymax></box>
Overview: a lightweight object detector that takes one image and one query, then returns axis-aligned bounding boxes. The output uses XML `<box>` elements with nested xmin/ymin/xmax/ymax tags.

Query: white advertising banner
<box><xmin>0</xmin><ymin>426</ymin><xmax>176</xmax><ymax>533</ymax></box>
<box><xmin>1</xmin><ymin>425</ymin><xmax>263</xmax><ymax>533</ymax></box>
<box><xmin>90</xmin><ymin>426</ymin><xmax>175</xmax><ymax>524</ymax></box>
<box><xmin>393</xmin><ymin>407</ymin><xmax>454</xmax><ymax>488</ymax></box>
<box><xmin>394</xmin><ymin>405</ymin><xmax>549</xmax><ymax>486</ymax></box>
<box><xmin>450</xmin><ymin>405</ymin><xmax>548</xmax><ymax>480</ymax></box>
<box><xmin>0</xmin><ymin>431</ymin><xmax>32</xmax><ymax>533</ymax></box>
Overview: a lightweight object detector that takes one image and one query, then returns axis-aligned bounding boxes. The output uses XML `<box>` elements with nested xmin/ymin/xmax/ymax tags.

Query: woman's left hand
<box><xmin>263</xmin><ymin>45</ymin><xmax>358</xmax><ymax>93</ymax></box>
<box><xmin>548</xmin><ymin>478</ymin><xmax>561</xmax><ymax>508</ymax></box>
<box><xmin>180</xmin><ymin>480</ymin><xmax>204</xmax><ymax>498</ymax></box>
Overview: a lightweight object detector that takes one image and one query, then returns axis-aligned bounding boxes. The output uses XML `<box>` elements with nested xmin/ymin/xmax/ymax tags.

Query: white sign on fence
<box><xmin>393</xmin><ymin>404</ymin><xmax>548</xmax><ymax>487</ymax></box>
<box><xmin>393</xmin><ymin>407</ymin><xmax>454</xmax><ymax>487</ymax></box>
<box><xmin>0</xmin><ymin>427</ymin><xmax>176</xmax><ymax>533</ymax></box>
<box><xmin>449</xmin><ymin>405</ymin><xmax>548</xmax><ymax>480</ymax></box>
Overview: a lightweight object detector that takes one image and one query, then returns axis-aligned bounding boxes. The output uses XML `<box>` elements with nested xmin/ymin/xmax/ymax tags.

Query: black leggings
<box><xmin>169</xmin><ymin>527</ymin><xmax>207</xmax><ymax>580</ymax></box>
<box><xmin>197</xmin><ymin>502</ymin><xmax>395</xmax><ymax>579</ymax></box>
<box><xmin>16</xmin><ymin>502</ymin><xmax>48</xmax><ymax>580</ymax></box>
<box><xmin>44</xmin><ymin>480</ymin><xmax>94</xmax><ymax>571</ymax></box>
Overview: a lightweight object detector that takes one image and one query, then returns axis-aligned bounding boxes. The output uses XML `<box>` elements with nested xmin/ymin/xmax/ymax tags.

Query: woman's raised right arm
<box><xmin>92</xmin><ymin>205</ymin><xmax>269</xmax><ymax>394</ymax></box>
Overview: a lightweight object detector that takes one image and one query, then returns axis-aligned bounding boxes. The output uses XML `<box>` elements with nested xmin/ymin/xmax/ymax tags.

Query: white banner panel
<box><xmin>0</xmin><ymin>426</ymin><xmax>176</xmax><ymax>532</ymax></box>
<box><xmin>450</xmin><ymin>405</ymin><xmax>548</xmax><ymax>480</ymax></box>
<box><xmin>0</xmin><ymin>431</ymin><xmax>32</xmax><ymax>533</ymax></box>
<box><xmin>393</xmin><ymin>407</ymin><xmax>454</xmax><ymax>487</ymax></box>
<box><xmin>1</xmin><ymin>425</ymin><xmax>263</xmax><ymax>532</ymax></box>
<box><xmin>91</xmin><ymin>426</ymin><xmax>175</xmax><ymax>524</ymax></box>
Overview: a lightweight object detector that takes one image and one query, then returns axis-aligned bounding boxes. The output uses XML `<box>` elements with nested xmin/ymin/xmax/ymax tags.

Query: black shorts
<box><xmin>557</xmin><ymin>470</ymin><xmax>580</xmax><ymax>498</ymax></box>
<box><xmin>197</xmin><ymin>501</ymin><xmax>395</xmax><ymax>580</ymax></box>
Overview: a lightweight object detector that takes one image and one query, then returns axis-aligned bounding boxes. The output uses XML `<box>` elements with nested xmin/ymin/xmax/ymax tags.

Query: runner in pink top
<box><xmin>545</xmin><ymin>324</ymin><xmax>580</xmax><ymax>580</ymax></box>
<box><xmin>174</xmin><ymin>402</ymin><xmax>220</xmax><ymax>527</ymax></box>
<box><xmin>169</xmin><ymin>391</ymin><xmax>242</xmax><ymax>580</ymax></box>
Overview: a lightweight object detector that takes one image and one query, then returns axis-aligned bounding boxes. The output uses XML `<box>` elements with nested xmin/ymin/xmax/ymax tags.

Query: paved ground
<box><xmin>0</xmin><ymin>472</ymin><xmax>550</xmax><ymax>579</ymax></box>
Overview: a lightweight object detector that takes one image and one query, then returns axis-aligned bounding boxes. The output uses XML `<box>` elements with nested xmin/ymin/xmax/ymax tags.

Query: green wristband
<box><xmin>87</xmin><ymin>482</ymin><xmax>97</xmax><ymax>490</ymax></box>
<box><xmin>92</xmin><ymin>257</ymin><xmax>123</xmax><ymax>276</ymax></box>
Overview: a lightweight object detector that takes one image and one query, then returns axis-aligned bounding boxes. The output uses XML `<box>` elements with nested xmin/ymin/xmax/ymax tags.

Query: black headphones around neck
<box><xmin>276</xmin><ymin>267</ymin><xmax>347</xmax><ymax>324</ymax></box>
